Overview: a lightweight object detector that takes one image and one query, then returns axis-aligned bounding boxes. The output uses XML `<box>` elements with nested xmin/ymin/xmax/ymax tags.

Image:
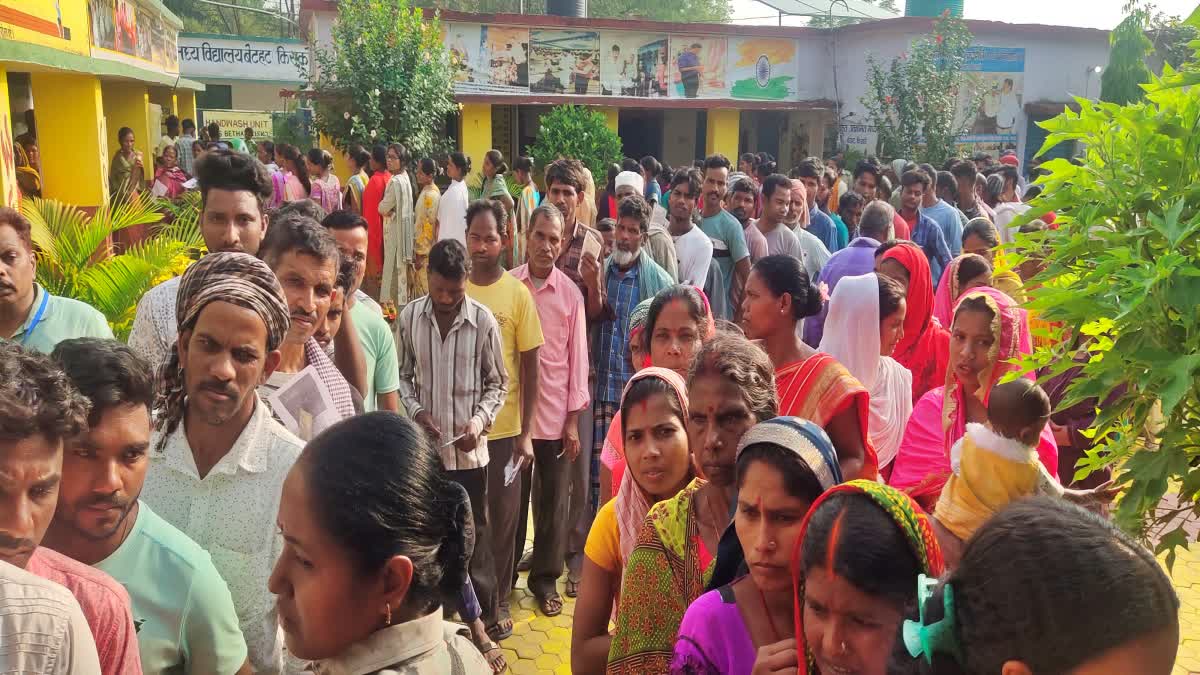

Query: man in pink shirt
<box><xmin>727</xmin><ymin>176</ymin><xmax>768</xmax><ymax>263</ymax></box>
<box><xmin>0</xmin><ymin>341</ymin><xmax>142</xmax><ymax>675</ymax></box>
<box><xmin>509</xmin><ymin>204</ymin><xmax>590</xmax><ymax>618</ymax></box>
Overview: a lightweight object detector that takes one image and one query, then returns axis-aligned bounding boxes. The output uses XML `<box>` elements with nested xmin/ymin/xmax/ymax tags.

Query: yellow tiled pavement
<box><xmin>1171</xmin><ymin>545</ymin><xmax>1200</xmax><ymax>675</ymax></box>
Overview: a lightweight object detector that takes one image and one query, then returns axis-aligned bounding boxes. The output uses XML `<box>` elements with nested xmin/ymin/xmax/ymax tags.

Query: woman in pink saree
<box><xmin>889</xmin><ymin>286</ymin><xmax>1058</xmax><ymax>510</ymax></box>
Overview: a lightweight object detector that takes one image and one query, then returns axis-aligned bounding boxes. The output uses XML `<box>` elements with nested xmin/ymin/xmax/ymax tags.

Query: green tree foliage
<box><xmin>164</xmin><ymin>0</ymin><xmax>297</xmax><ymax>38</ymax></box>
<box><xmin>860</xmin><ymin>13</ymin><xmax>978</xmax><ymax>165</ymax></box>
<box><xmin>1016</xmin><ymin>7</ymin><xmax>1200</xmax><ymax>565</ymax></box>
<box><xmin>411</xmin><ymin>0</ymin><xmax>730</xmax><ymax>23</ymax></box>
<box><xmin>527</xmin><ymin>105</ymin><xmax>623</xmax><ymax>183</ymax></box>
<box><xmin>1100</xmin><ymin>10</ymin><xmax>1154</xmax><ymax>105</ymax></box>
<box><xmin>307</xmin><ymin>0</ymin><xmax>457</xmax><ymax>159</ymax></box>
<box><xmin>25</xmin><ymin>194</ymin><xmax>203</xmax><ymax>340</ymax></box>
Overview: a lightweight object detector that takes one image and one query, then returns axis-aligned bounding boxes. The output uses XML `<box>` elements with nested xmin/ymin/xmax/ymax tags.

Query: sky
<box><xmin>730</xmin><ymin>0</ymin><xmax>1199</xmax><ymax>29</ymax></box>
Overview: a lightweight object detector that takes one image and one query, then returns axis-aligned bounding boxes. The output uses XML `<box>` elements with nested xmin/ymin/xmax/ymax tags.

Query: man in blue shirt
<box><xmin>918</xmin><ymin>163</ymin><xmax>963</xmax><ymax>256</ymax></box>
<box><xmin>898</xmin><ymin>169</ymin><xmax>952</xmax><ymax>285</ymax></box>
<box><xmin>676</xmin><ymin>43</ymin><xmax>702</xmax><ymax>98</ymax></box>
<box><xmin>794</xmin><ymin>157</ymin><xmax>841</xmax><ymax>253</ymax></box>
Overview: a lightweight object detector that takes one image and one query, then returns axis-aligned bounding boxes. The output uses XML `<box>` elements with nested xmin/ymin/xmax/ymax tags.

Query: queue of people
<box><xmin>0</xmin><ymin>137</ymin><xmax>1180</xmax><ymax>675</ymax></box>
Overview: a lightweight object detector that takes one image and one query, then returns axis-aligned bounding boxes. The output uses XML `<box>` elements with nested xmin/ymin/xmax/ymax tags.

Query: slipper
<box><xmin>486</xmin><ymin>618</ymin><xmax>514</xmax><ymax>642</ymax></box>
<box><xmin>564</xmin><ymin>578</ymin><xmax>580</xmax><ymax>598</ymax></box>
<box><xmin>516</xmin><ymin>549</ymin><xmax>533</xmax><ymax>573</ymax></box>
<box><xmin>477</xmin><ymin>639</ymin><xmax>508</xmax><ymax>674</ymax></box>
<box><xmin>536</xmin><ymin>592</ymin><xmax>564</xmax><ymax>617</ymax></box>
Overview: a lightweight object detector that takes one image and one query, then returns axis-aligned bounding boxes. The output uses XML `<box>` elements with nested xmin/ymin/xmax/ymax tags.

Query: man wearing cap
<box><xmin>140</xmin><ymin>252</ymin><xmax>302</xmax><ymax>675</ymax></box>
<box><xmin>616</xmin><ymin>169</ymin><xmax>677</xmax><ymax>281</ymax></box>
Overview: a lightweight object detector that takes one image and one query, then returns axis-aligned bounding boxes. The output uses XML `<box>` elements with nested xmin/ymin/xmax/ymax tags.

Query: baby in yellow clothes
<box><xmin>933</xmin><ymin>378</ymin><xmax>1062</xmax><ymax>568</ymax></box>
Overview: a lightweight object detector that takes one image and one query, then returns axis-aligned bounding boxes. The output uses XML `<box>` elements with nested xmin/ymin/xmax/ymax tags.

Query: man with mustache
<box><xmin>255</xmin><ymin>214</ymin><xmax>359</xmax><ymax>430</ymax></box>
<box><xmin>665</xmin><ymin>168</ymin><xmax>713</xmax><ymax>287</ymax></box>
<box><xmin>0</xmin><ymin>208</ymin><xmax>111</xmax><ymax>353</ymax></box>
<box><xmin>129</xmin><ymin>149</ymin><xmax>273</xmax><ymax>370</ymax></box>
<box><xmin>615</xmin><ymin>170</ymin><xmax>677</xmax><ymax>282</ymax></box>
<box><xmin>754</xmin><ymin>173</ymin><xmax>805</xmax><ymax>262</ymax></box>
<box><xmin>785</xmin><ymin>178</ymin><xmax>832</xmax><ymax>283</ymax></box>
<box><xmin>546</xmin><ymin>159</ymin><xmax>605</xmax><ymax>320</ymax></box>
<box><xmin>726</xmin><ymin>176</ymin><xmax>768</xmax><ymax>264</ymax></box>
<box><xmin>140</xmin><ymin>252</ymin><xmax>301</xmax><ymax>675</ymax></box>
<box><xmin>44</xmin><ymin>338</ymin><xmax>250</xmax><ymax>674</ymax></box>
<box><xmin>0</xmin><ymin>340</ymin><xmax>140</xmax><ymax>674</ymax></box>
<box><xmin>697</xmin><ymin>154</ymin><xmax>750</xmax><ymax>314</ymax></box>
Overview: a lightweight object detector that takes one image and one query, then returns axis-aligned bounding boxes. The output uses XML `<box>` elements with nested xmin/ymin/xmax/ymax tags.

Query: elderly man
<box><xmin>256</xmin><ymin>215</ymin><xmax>361</xmax><ymax>428</ymax></box>
<box><xmin>786</xmin><ymin>179</ymin><xmax>832</xmax><ymax>282</ymax></box>
<box><xmin>140</xmin><ymin>252</ymin><xmax>302</xmax><ymax>675</ymax></box>
<box><xmin>0</xmin><ymin>208</ymin><xmax>111</xmax><ymax>352</ymax></box>
<box><xmin>0</xmin><ymin>341</ymin><xmax>140</xmax><ymax>675</ymax></box>
<box><xmin>129</xmin><ymin>149</ymin><xmax>273</xmax><ymax>369</ymax></box>
<box><xmin>616</xmin><ymin>170</ymin><xmax>677</xmax><ymax>281</ymax></box>
<box><xmin>45</xmin><ymin>339</ymin><xmax>249</xmax><ymax>675</ymax></box>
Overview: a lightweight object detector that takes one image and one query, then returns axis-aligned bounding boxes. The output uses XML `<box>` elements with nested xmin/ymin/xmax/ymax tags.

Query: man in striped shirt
<box><xmin>396</xmin><ymin>238</ymin><xmax>508</xmax><ymax>630</ymax></box>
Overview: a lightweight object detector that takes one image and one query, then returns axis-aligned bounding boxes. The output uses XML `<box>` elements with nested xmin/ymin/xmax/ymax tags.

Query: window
<box><xmin>196</xmin><ymin>85</ymin><xmax>232</xmax><ymax>110</ymax></box>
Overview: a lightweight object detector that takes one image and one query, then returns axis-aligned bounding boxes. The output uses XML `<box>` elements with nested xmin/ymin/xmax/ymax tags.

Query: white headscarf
<box><xmin>615</xmin><ymin>170</ymin><xmax>644</xmax><ymax>195</ymax></box>
<box><xmin>818</xmin><ymin>273</ymin><xmax>913</xmax><ymax>467</ymax></box>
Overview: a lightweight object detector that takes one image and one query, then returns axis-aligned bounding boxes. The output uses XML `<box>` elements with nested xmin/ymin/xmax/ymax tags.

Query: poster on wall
<box><xmin>599</xmin><ymin>33</ymin><xmax>669</xmax><ymax>98</ymax></box>
<box><xmin>444</xmin><ymin>23</ymin><xmax>482</xmax><ymax>86</ymax></box>
<box><xmin>669</xmin><ymin>36</ymin><xmax>727</xmax><ymax>99</ymax></box>
<box><xmin>113</xmin><ymin>0</ymin><xmax>136</xmax><ymax>55</ymax></box>
<box><xmin>727</xmin><ymin>37</ymin><xmax>798</xmax><ymax>101</ymax></box>
<box><xmin>134</xmin><ymin>6</ymin><xmax>152</xmax><ymax>61</ymax></box>
<box><xmin>89</xmin><ymin>0</ymin><xmax>115</xmax><ymax>50</ymax></box>
<box><xmin>958</xmin><ymin>47</ymin><xmax>1025</xmax><ymax>153</ymax></box>
<box><xmin>529</xmin><ymin>30</ymin><xmax>601</xmax><ymax>95</ymax></box>
<box><xmin>480</xmin><ymin>25</ymin><xmax>529</xmax><ymax>93</ymax></box>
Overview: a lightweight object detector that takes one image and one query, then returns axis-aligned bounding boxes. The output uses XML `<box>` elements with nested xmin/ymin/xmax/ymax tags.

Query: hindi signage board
<box><xmin>178</xmin><ymin>34</ymin><xmax>309</xmax><ymax>82</ymax></box>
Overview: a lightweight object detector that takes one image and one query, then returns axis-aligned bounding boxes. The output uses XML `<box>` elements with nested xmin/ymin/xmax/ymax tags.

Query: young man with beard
<box><xmin>509</xmin><ymin>204</ymin><xmax>589</xmax><ymax>619</ymax></box>
<box><xmin>951</xmin><ymin>159</ymin><xmax>995</xmax><ymax>222</ymax></box>
<box><xmin>255</xmin><ymin>215</ymin><xmax>360</xmax><ymax>427</ymax></box>
<box><xmin>545</xmin><ymin>159</ymin><xmax>605</xmax><ymax>320</ymax></box>
<box><xmin>0</xmin><ymin>341</ymin><xmax>140</xmax><ymax>675</ymax></box>
<box><xmin>726</xmin><ymin>177</ymin><xmax>768</xmax><ymax>263</ymax></box>
<box><xmin>139</xmin><ymin>252</ymin><xmax>299</xmax><ymax>674</ymax></box>
<box><xmin>396</xmin><ymin>238</ymin><xmax>508</xmax><ymax>640</ymax></box>
<box><xmin>899</xmin><ymin>169</ymin><xmax>952</xmax><ymax>285</ymax></box>
<box><xmin>465</xmin><ymin>199</ymin><xmax>543</xmax><ymax>639</ymax></box>
<box><xmin>755</xmin><ymin>173</ymin><xmax>804</xmax><ymax>261</ymax></box>
<box><xmin>129</xmin><ymin>149</ymin><xmax>273</xmax><ymax>369</ymax></box>
<box><xmin>785</xmin><ymin>179</ymin><xmax>831</xmax><ymax>282</ymax></box>
<box><xmin>852</xmin><ymin>158</ymin><xmax>911</xmax><ymax>240</ymax></box>
<box><xmin>666</xmin><ymin>168</ymin><xmax>713</xmax><ymax>287</ymax></box>
<box><xmin>794</xmin><ymin>157</ymin><xmax>840</xmax><ymax>252</ymax></box>
<box><xmin>45</xmin><ymin>338</ymin><xmax>249</xmax><ymax>674</ymax></box>
<box><xmin>917</xmin><ymin>161</ymin><xmax>964</xmax><ymax>256</ymax></box>
<box><xmin>697</xmin><ymin>154</ymin><xmax>750</xmax><ymax>310</ymax></box>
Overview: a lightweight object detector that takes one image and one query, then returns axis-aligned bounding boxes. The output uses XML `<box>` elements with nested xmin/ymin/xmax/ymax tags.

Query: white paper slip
<box><xmin>266</xmin><ymin>365</ymin><xmax>340</xmax><ymax>441</ymax></box>
<box><xmin>503</xmin><ymin>454</ymin><xmax>526</xmax><ymax>487</ymax></box>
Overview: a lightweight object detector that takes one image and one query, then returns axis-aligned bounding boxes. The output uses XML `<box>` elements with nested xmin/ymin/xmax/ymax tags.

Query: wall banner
<box><xmin>958</xmin><ymin>47</ymin><xmax>1025</xmax><ymax>153</ymax></box>
<box><xmin>178</xmin><ymin>35</ymin><xmax>308</xmax><ymax>82</ymax></box>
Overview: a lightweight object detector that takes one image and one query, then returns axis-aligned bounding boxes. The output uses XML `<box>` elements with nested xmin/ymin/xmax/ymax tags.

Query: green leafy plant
<box><xmin>308</xmin><ymin>0</ymin><xmax>456</xmax><ymax>158</ymax></box>
<box><xmin>1014</xmin><ymin>6</ymin><xmax>1200</xmax><ymax>566</ymax></box>
<box><xmin>860</xmin><ymin>12</ymin><xmax>979</xmax><ymax>166</ymax></box>
<box><xmin>25</xmin><ymin>193</ymin><xmax>203</xmax><ymax>340</ymax></box>
<box><xmin>1101</xmin><ymin>9</ymin><xmax>1155</xmax><ymax>105</ymax></box>
<box><xmin>526</xmin><ymin>105</ymin><xmax>623</xmax><ymax>185</ymax></box>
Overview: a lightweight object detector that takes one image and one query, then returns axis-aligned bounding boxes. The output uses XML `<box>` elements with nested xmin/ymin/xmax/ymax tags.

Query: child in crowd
<box><xmin>932</xmin><ymin>378</ymin><xmax>1114</xmax><ymax>567</ymax></box>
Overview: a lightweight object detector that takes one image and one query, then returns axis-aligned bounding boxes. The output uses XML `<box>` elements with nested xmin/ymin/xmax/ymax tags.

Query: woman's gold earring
<box><xmin>384</xmin><ymin>603</ymin><xmax>392</xmax><ymax>626</ymax></box>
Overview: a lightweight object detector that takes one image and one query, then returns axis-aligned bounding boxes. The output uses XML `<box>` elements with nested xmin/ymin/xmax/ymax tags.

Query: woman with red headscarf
<box><xmin>888</xmin><ymin>287</ymin><xmax>1058</xmax><ymax>510</ymax></box>
<box><xmin>877</xmin><ymin>242</ymin><xmax>950</xmax><ymax>403</ymax></box>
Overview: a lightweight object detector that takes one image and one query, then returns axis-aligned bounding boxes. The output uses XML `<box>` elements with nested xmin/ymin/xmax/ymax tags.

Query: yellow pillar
<box><xmin>0</xmin><ymin>66</ymin><xmax>17</xmax><ymax>208</ymax></box>
<box><xmin>101</xmin><ymin>81</ymin><xmax>154</xmax><ymax>182</ymax></box>
<box><xmin>30</xmin><ymin>72</ymin><xmax>108</xmax><ymax>207</ymax></box>
<box><xmin>705</xmin><ymin>108</ymin><xmax>740</xmax><ymax>161</ymax></box>
<box><xmin>459</xmin><ymin>103</ymin><xmax>492</xmax><ymax>170</ymax></box>
<box><xmin>148</xmin><ymin>87</ymin><xmax>177</xmax><ymax>117</ymax></box>
<box><xmin>600</xmin><ymin>107</ymin><xmax>619</xmax><ymax>133</ymax></box>
<box><xmin>320</xmin><ymin>134</ymin><xmax>351</xmax><ymax>184</ymax></box>
<box><xmin>177</xmin><ymin>90</ymin><xmax>197</xmax><ymax>127</ymax></box>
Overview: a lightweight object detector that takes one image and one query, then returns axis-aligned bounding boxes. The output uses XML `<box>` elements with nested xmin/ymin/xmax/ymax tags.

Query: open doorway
<box><xmin>618</xmin><ymin>109</ymin><xmax>663</xmax><ymax>160</ymax></box>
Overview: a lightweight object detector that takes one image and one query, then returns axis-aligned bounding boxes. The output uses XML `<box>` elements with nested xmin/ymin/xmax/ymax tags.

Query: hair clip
<box><xmin>903</xmin><ymin>574</ymin><xmax>964</xmax><ymax>665</ymax></box>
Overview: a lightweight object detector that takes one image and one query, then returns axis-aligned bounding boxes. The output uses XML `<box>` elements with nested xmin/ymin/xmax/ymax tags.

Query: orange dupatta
<box><xmin>776</xmin><ymin>352</ymin><xmax>879</xmax><ymax>479</ymax></box>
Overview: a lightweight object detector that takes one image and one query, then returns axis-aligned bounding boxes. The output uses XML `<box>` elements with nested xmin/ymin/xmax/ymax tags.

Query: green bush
<box><xmin>527</xmin><ymin>105</ymin><xmax>623</xmax><ymax>186</ymax></box>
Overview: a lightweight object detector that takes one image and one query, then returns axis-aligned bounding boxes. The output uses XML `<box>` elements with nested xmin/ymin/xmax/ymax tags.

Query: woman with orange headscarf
<box><xmin>877</xmin><ymin>242</ymin><xmax>951</xmax><ymax>403</ymax></box>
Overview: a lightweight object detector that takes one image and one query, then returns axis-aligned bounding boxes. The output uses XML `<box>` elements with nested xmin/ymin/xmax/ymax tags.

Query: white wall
<box><xmin>200</xmin><ymin>80</ymin><xmax>294</xmax><ymax>112</ymax></box>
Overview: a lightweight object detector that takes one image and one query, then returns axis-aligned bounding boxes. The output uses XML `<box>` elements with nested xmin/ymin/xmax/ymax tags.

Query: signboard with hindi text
<box><xmin>199</xmin><ymin>110</ymin><xmax>274</xmax><ymax>142</ymax></box>
<box><xmin>178</xmin><ymin>34</ymin><xmax>309</xmax><ymax>83</ymax></box>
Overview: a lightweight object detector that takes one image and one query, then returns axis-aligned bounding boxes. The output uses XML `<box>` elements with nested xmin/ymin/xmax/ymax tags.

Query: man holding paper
<box><xmin>464</xmin><ymin>199</ymin><xmax>543</xmax><ymax>642</ymax></box>
<box><xmin>396</xmin><ymin>237</ymin><xmax>508</xmax><ymax>638</ymax></box>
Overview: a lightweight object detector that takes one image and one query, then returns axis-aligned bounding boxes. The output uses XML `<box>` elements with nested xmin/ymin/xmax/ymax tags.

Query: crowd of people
<box><xmin>0</xmin><ymin>131</ymin><xmax>1180</xmax><ymax>675</ymax></box>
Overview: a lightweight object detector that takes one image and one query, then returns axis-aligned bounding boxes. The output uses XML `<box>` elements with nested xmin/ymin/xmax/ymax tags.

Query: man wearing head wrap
<box><xmin>617</xmin><ymin>169</ymin><xmax>678</xmax><ymax>282</ymax></box>
<box><xmin>785</xmin><ymin>178</ymin><xmax>832</xmax><ymax>282</ymax></box>
<box><xmin>141</xmin><ymin>251</ymin><xmax>303</xmax><ymax>675</ymax></box>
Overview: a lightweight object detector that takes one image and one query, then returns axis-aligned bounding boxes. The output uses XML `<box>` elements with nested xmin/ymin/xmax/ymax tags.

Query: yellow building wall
<box><xmin>705</xmin><ymin>108</ymin><xmax>739</xmax><ymax>161</ymax></box>
<box><xmin>101</xmin><ymin>81</ymin><xmax>153</xmax><ymax>174</ymax></box>
<box><xmin>600</xmin><ymin>107</ymin><xmax>619</xmax><ymax>133</ymax></box>
<box><xmin>320</xmin><ymin>134</ymin><xmax>351</xmax><ymax>184</ymax></box>
<box><xmin>0</xmin><ymin>0</ymin><xmax>91</xmax><ymax>55</ymax></box>
<box><xmin>30</xmin><ymin>72</ymin><xmax>107</xmax><ymax>207</ymax></box>
<box><xmin>459</xmin><ymin>103</ymin><xmax>492</xmax><ymax>170</ymax></box>
<box><xmin>0</xmin><ymin>66</ymin><xmax>18</xmax><ymax>208</ymax></box>
<box><xmin>177</xmin><ymin>90</ymin><xmax>197</xmax><ymax>126</ymax></box>
<box><xmin>148</xmin><ymin>87</ymin><xmax>177</xmax><ymax>117</ymax></box>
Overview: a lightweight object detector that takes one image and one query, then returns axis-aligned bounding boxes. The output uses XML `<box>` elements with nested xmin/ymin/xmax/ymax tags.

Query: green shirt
<box><xmin>7</xmin><ymin>284</ymin><xmax>113</xmax><ymax>353</ymax></box>
<box><xmin>351</xmin><ymin>299</ymin><xmax>400</xmax><ymax>412</ymax></box>
<box><xmin>699</xmin><ymin>210</ymin><xmax>750</xmax><ymax>299</ymax></box>
<box><xmin>96</xmin><ymin>502</ymin><xmax>248</xmax><ymax>675</ymax></box>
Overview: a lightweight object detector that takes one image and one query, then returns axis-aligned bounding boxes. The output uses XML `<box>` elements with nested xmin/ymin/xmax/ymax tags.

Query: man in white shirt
<box><xmin>0</xmin><ymin>560</ymin><xmax>101</xmax><ymax>674</ymax></box>
<box><xmin>140</xmin><ymin>251</ymin><xmax>301</xmax><ymax>675</ymax></box>
<box><xmin>128</xmin><ymin>149</ymin><xmax>273</xmax><ymax>370</ymax></box>
<box><xmin>665</xmin><ymin>167</ymin><xmax>713</xmax><ymax>286</ymax></box>
<box><xmin>755</xmin><ymin>173</ymin><xmax>805</xmax><ymax>261</ymax></box>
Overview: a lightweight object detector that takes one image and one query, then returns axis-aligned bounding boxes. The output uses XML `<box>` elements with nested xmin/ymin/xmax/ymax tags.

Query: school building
<box><xmin>0</xmin><ymin>0</ymin><xmax>204</xmax><ymax>209</ymax></box>
<box><xmin>301</xmin><ymin>2</ymin><xmax>1110</xmax><ymax>174</ymax></box>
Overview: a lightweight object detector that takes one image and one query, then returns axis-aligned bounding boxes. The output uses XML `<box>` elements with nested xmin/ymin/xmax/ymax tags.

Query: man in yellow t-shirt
<box><xmin>465</xmin><ymin>199</ymin><xmax>544</xmax><ymax>640</ymax></box>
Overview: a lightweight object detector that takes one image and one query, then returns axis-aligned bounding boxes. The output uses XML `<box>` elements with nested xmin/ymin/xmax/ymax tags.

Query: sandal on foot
<box><xmin>536</xmin><ymin>592</ymin><xmax>564</xmax><ymax>617</ymax></box>
<box><xmin>486</xmin><ymin>618</ymin><xmax>514</xmax><ymax>642</ymax></box>
<box><xmin>477</xmin><ymin>639</ymin><xmax>508</xmax><ymax>673</ymax></box>
<box><xmin>564</xmin><ymin>578</ymin><xmax>580</xmax><ymax>598</ymax></box>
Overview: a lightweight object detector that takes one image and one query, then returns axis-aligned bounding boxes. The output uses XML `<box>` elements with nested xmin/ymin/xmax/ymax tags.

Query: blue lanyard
<box><xmin>17</xmin><ymin>290</ymin><xmax>49</xmax><ymax>346</ymax></box>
